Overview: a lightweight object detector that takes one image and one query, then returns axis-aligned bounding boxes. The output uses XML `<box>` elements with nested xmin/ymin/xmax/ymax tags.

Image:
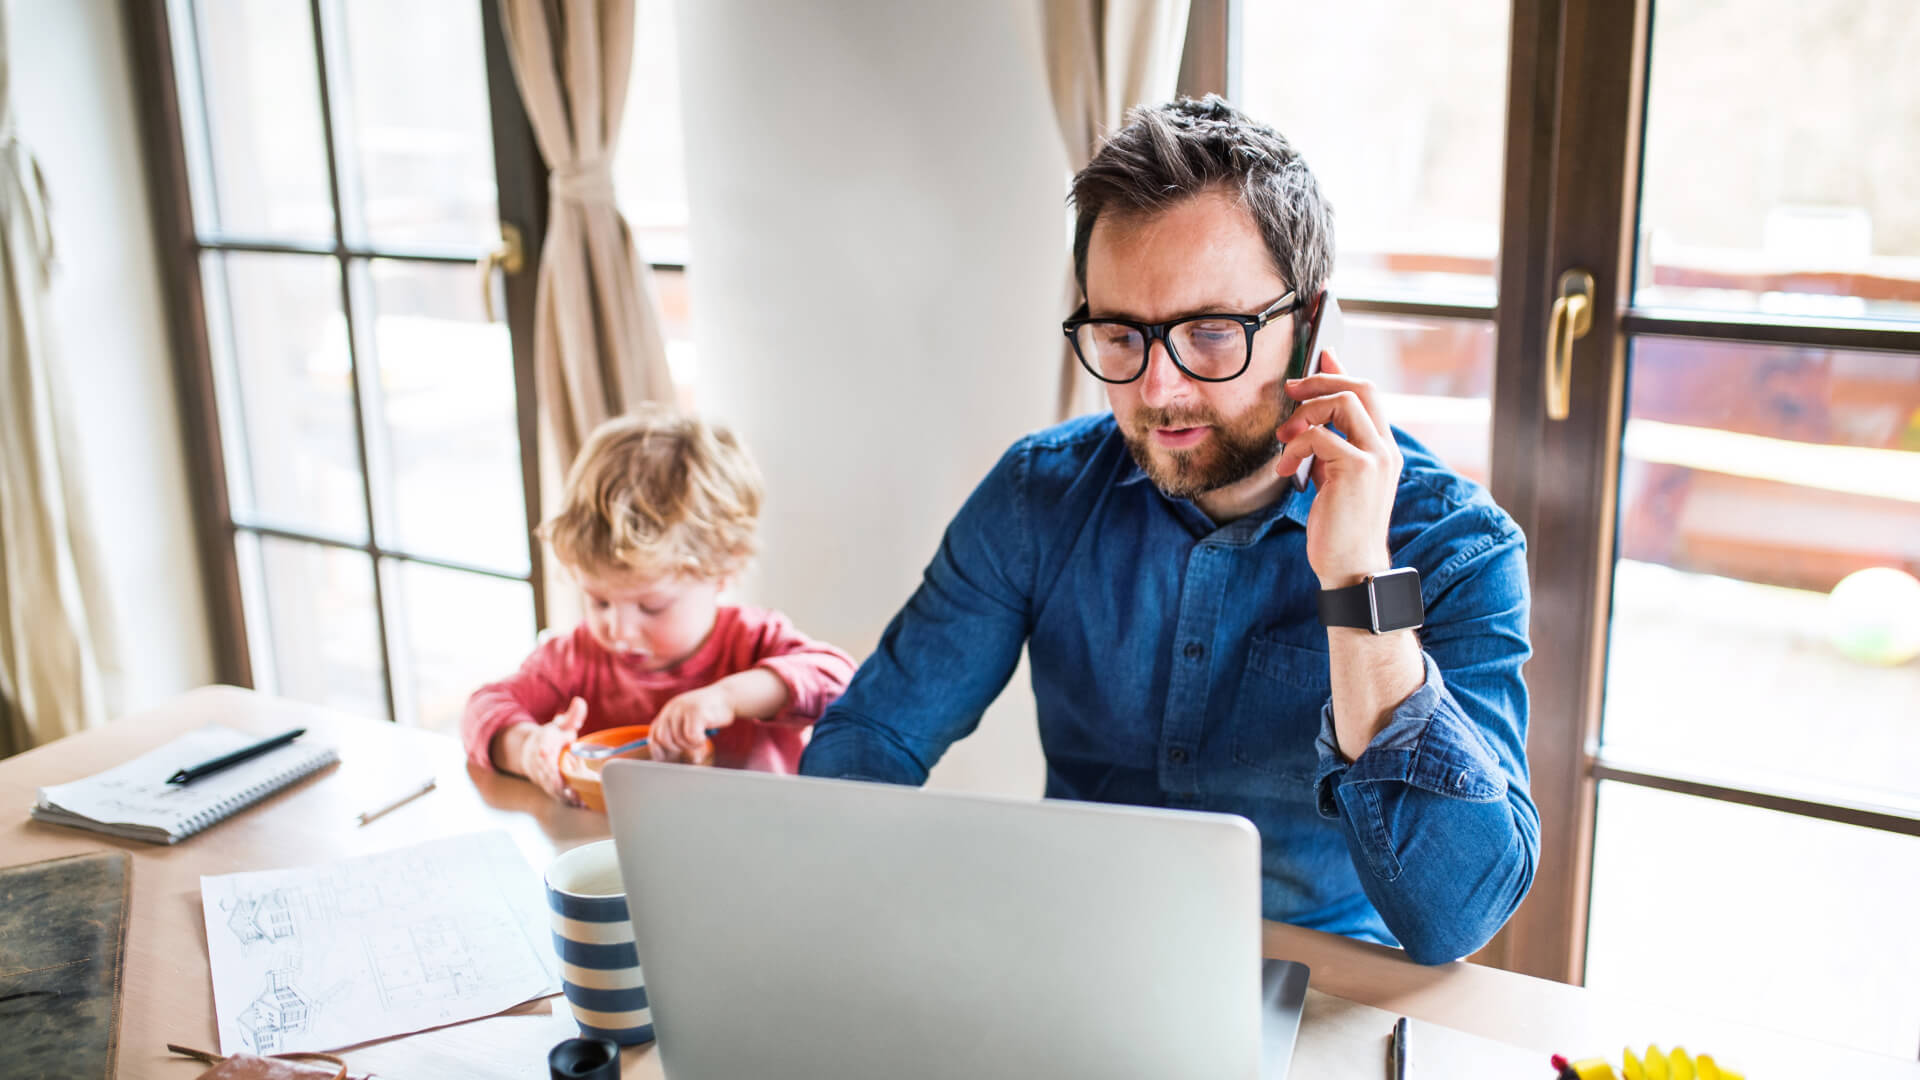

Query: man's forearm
<box><xmin>1311</xmin><ymin>650</ymin><xmax>1540</xmax><ymax>963</ymax></box>
<box><xmin>1324</xmin><ymin>626</ymin><xmax>1426</xmax><ymax>761</ymax></box>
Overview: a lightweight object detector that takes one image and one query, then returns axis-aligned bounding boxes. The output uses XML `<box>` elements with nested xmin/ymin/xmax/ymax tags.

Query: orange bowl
<box><xmin>559</xmin><ymin>725</ymin><xmax>713</xmax><ymax>812</ymax></box>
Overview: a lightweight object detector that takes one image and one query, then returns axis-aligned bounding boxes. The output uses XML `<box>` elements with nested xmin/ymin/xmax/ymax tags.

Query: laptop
<box><xmin>601</xmin><ymin>761</ymin><xmax>1308</xmax><ymax>1079</ymax></box>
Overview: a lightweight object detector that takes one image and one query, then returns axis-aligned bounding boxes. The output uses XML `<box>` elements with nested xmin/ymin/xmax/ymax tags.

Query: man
<box><xmin>800</xmin><ymin>96</ymin><xmax>1535</xmax><ymax>964</ymax></box>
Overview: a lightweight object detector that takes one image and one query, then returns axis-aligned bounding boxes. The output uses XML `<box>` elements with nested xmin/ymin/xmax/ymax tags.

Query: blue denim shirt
<box><xmin>800</xmin><ymin>413</ymin><xmax>1537</xmax><ymax>964</ymax></box>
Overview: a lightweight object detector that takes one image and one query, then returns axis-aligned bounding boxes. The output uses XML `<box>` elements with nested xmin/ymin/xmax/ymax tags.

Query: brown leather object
<box><xmin>166</xmin><ymin>1044</ymin><xmax>357</xmax><ymax>1080</ymax></box>
<box><xmin>0</xmin><ymin>849</ymin><xmax>132</xmax><ymax>1080</ymax></box>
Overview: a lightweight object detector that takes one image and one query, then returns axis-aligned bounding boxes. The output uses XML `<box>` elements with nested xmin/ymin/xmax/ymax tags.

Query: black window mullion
<box><xmin>232</xmin><ymin>519</ymin><xmax>533</xmax><ymax>586</ymax></box>
<box><xmin>1339</xmin><ymin>298</ymin><xmax>1495</xmax><ymax>323</ymax></box>
<box><xmin>306</xmin><ymin>0</ymin><xmax>397</xmax><ymax>725</ymax></box>
<box><xmin>1622</xmin><ymin>310</ymin><xmax>1920</xmax><ymax>355</ymax></box>
<box><xmin>198</xmin><ymin>236</ymin><xmax>491</xmax><ymax>264</ymax></box>
<box><xmin>342</xmin><ymin>259</ymin><xmax>399</xmax><ymax>555</ymax></box>
<box><xmin>1591</xmin><ymin>759</ymin><xmax>1920</xmax><ymax>838</ymax></box>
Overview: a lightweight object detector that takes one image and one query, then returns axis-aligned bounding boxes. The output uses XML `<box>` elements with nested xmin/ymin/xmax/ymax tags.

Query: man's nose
<box><xmin>1137</xmin><ymin>338</ymin><xmax>1191</xmax><ymax>409</ymax></box>
<box><xmin>612</xmin><ymin>608</ymin><xmax>645</xmax><ymax>640</ymax></box>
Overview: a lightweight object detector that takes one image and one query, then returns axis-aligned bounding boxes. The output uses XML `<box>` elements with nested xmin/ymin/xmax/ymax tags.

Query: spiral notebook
<box><xmin>29</xmin><ymin>725</ymin><xmax>338</xmax><ymax>843</ymax></box>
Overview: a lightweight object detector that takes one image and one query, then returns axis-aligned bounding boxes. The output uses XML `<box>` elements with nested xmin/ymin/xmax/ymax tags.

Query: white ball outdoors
<box><xmin>1826</xmin><ymin>567</ymin><xmax>1920</xmax><ymax>666</ymax></box>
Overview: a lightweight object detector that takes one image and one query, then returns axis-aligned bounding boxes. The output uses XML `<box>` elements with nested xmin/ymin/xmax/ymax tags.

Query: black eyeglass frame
<box><xmin>1061</xmin><ymin>290</ymin><xmax>1303</xmax><ymax>384</ymax></box>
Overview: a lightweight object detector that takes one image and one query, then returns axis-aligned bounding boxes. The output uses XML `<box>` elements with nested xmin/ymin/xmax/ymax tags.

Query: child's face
<box><xmin>575</xmin><ymin>568</ymin><xmax>725</xmax><ymax>671</ymax></box>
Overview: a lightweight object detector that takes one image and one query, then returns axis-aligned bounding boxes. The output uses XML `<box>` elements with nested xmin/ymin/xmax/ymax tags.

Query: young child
<box><xmin>462</xmin><ymin>406</ymin><xmax>855</xmax><ymax>805</ymax></box>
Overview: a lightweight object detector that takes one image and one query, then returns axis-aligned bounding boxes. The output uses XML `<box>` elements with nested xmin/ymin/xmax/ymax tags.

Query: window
<box><xmin>1589</xmin><ymin>1</ymin><xmax>1920</xmax><ymax>1055</ymax></box>
<box><xmin>145</xmin><ymin>0</ymin><xmax>542</xmax><ymax>731</ymax></box>
<box><xmin>1234</xmin><ymin>0</ymin><xmax>1920</xmax><ymax>1057</ymax></box>
<box><xmin>1239</xmin><ymin>0</ymin><xmax>1508</xmax><ymax>487</ymax></box>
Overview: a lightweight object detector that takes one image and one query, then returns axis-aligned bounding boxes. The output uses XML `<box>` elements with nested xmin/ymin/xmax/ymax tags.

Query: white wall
<box><xmin>676</xmin><ymin>0</ymin><xmax>1068</xmax><ymax>796</ymax></box>
<box><xmin>8</xmin><ymin>0</ymin><xmax>216</xmax><ymax>715</ymax></box>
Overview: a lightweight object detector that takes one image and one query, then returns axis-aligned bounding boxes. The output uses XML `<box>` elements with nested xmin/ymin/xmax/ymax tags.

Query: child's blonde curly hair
<box><xmin>539</xmin><ymin>405</ymin><xmax>765</xmax><ymax>582</ymax></box>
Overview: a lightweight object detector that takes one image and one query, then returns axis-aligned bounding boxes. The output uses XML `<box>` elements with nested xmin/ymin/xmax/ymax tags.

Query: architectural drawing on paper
<box><xmin>225</xmin><ymin>891</ymin><xmax>297</xmax><ymax>946</ymax></box>
<box><xmin>202</xmin><ymin>831</ymin><xmax>560</xmax><ymax>1056</ymax></box>
<box><xmin>218</xmin><ymin>856</ymin><xmax>438</xmax><ymax>951</ymax></box>
<box><xmin>365</xmin><ymin>912</ymin><xmax>547</xmax><ymax>1007</ymax></box>
<box><xmin>236</xmin><ymin>969</ymin><xmax>316</xmax><ymax>1054</ymax></box>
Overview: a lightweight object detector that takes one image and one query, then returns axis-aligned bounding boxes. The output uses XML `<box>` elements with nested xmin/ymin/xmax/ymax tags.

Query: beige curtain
<box><xmin>0</xmin><ymin>5</ymin><xmax>115</xmax><ymax>757</ymax></box>
<box><xmin>499</xmin><ymin>0</ymin><xmax>674</xmax><ymax>621</ymax></box>
<box><xmin>1043</xmin><ymin>0</ymin><xmax>1191</xmax><ymax>420</ymax></box>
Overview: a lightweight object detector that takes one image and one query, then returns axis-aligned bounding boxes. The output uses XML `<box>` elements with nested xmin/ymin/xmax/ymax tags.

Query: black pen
<box><xmin>166</xmin><ymin>728</ymin><xmax>307</xmax><ymax>785</ymax></box>
<box><xmin>1391</xmin><ymin>1015</ymin><xmax>1408</xmax><ymax>1080</ymax></box>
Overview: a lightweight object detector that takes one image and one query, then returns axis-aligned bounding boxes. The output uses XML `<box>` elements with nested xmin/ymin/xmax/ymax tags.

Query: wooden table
<box><xmin>5</xmin><ymin>687</ymin><xmax>1914</xmax><ymax>1078</ymax></box>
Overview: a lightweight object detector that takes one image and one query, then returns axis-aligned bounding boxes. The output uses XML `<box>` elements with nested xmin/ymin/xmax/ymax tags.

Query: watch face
<box><xmin>1371</xmin><ymin>569</ymin><xmax>1425</xmax><ymax>631</ymax></box>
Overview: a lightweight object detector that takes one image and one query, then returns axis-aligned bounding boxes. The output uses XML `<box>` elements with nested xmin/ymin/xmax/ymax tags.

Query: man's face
<box><xmin>1086</xmin><ymin>190</ymin><xmax>1297</xmax><ymax>500</ymax></box>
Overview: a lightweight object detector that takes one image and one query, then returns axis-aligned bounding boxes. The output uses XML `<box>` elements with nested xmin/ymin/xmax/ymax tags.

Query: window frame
<box><xmin>124</xmin><ymin>0</ymin><xmax>551</xmax><ymax>722</ymax></box>
<box><xmin>1223</xmin><ymin>0</ymin><xmax>1920</xmax><ymax>990</ymax></box>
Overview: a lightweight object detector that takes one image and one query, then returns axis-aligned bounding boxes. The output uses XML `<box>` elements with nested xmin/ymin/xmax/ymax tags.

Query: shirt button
<box><xmin>1183</xmin><ymin>642</ymin><xmax>1205</xmax><ymax>660</ymax></box>
<box><xmin>1168</xmin><ymin>747</ymin><xmax>1189</xmax><ymax>764</ymax></box>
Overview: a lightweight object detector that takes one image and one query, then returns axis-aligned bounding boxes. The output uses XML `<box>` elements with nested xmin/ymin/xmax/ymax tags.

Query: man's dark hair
<box><xmin>1069</xmin><ymin>95</ymin><xmax>1334</xmax><ymax>305</ymax></box>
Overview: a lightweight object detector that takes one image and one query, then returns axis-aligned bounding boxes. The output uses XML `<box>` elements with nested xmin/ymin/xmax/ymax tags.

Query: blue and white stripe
<box><xmin>546</xmin><ymin>868</ymin><xmax>652</xmax><ymax>1045</ymax></box>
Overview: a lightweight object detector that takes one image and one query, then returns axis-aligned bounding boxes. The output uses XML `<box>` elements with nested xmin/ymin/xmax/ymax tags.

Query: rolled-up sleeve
<box><xmin>1310</xmin><ymin>526</ymin><xmax>1538</xmax><ymax>964</ymax></box>
<box><xmin>461</xmin><ymin>634</ymin><xmax>573</xmax><ymax>772</ymax></box>
<box><xmin>749</xmin><ymin>613</ymin><xmax>857</xmax><ymax>726</ymax></box>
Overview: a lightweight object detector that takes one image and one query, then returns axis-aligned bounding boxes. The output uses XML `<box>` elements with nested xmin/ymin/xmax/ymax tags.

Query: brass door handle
<box><xmin>477</xmin><ymin>223</ymin><xmax>525</xmax><ymax>323</ymax></box>
<box><xmin>1544</xmin><ymin>268</ymin><xmax>1594</xmax><ymax>420</ymax></box>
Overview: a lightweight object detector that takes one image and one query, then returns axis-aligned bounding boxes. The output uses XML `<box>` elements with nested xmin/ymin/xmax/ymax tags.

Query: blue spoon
<box><xmin>569</xmin><ymin>728</ymin><xmax>722</xmax><ymax>760</ymax></box>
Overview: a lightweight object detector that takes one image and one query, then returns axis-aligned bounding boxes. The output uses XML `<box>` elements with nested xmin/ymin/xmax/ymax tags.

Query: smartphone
<box><xmin>1281</xmin><ymin>291</ymin><xmax>1343</xmax><ymax>491</ymax></box>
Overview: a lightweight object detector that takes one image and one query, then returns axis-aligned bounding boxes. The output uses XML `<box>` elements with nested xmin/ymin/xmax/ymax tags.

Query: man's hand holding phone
<box><xmin>1272</xmin><ymin>348</ymin><xmax>1404</xmax><ymax>590</ymax></box>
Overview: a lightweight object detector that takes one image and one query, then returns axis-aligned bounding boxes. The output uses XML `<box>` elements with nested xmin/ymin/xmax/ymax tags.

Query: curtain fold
<box><xmin>1042</xmin><ymin>0</ymin><xmax>1191</xmax><ymax>420</ymax></box>
<box><xmin>499</xmin><ymin>0</ymin><xmax>673</xmax><ymax>622</ymax></box>
<box><xmin>0</xmin><ymin>3</ymin><xmax>115</xmax><ymax>757</ymax></box>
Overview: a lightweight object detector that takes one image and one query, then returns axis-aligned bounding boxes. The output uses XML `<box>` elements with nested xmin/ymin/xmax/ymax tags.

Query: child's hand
<box><xmin>518</xmin><ymin>697</ymin><xmax>588</xmax><ymax>805</ymax></box>
<box><xmin>650</xmin><ymin>685</ymin><xmax>734</xmax><ymax>763</ymax></box>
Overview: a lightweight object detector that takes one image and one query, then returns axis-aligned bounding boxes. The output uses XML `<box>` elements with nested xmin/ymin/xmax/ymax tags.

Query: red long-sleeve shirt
<box><xmin>463</xmin><ymin>606</ymin><xmax>856</xmax><ymax>775</ymax></box>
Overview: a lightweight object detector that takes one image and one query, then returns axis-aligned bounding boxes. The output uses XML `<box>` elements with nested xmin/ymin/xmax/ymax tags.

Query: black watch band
<box><xmin>1318</xmin><ymin>567</ymin><xmax>1425</xmax><ymax>634</ymax></box>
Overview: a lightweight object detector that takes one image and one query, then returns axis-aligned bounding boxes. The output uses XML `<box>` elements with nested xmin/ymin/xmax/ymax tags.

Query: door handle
<box><xmin>477</xmin><ymin>223</ymin><xmax>526</xmax><ymax>324</ymax></box>
<box><xmin>1544</xmin><ymin>268</ymin><xmax>1594</xmax><ymax>420</ymax></box>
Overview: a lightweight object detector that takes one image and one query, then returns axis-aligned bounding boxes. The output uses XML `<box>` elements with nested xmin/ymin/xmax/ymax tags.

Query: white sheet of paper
<box><xmin>200</xmin><ymin>830</ymin><xmax>561</xmax><ymax>1054</ymax></box>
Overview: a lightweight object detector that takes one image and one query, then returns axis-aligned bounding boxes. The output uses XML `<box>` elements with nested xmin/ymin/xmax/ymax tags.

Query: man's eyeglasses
<box><xmin>1061</xmin><ymin>291</ymin><xmax>1302</xmax><ymax>384</ymax></box>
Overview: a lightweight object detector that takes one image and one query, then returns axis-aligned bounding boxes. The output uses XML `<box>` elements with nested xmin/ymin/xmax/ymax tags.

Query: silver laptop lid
<box><xmin>601</xmin><ymin>761</ymin><xmax>1265</xmax><ymax>1080</ymax></box>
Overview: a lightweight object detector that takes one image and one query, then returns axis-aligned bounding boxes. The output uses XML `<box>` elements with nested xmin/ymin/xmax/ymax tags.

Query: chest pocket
<box><xmin>1231</xmin><ymin>637</ymin><xmax>1332</xmax><ymax>781</ymax></box>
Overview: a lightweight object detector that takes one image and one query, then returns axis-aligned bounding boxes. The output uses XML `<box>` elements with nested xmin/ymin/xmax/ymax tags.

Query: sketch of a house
<box><xmin>202</xmin><ymin>831</ymin><xmax>559</xmax><ymax>1054</ymax></box>
<box><xmin>226</xmin><ymin>891</ymin><xmax>297</xmax><ymax>946</ymax></box>
<box><xmin>237</xmin><ymin>969</ymin><xmax>315</xmax><ymax>1053</ymax></box>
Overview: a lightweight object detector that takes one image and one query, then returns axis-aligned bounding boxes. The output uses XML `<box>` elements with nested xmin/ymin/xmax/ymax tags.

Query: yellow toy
<box><xmin>1551</xmin><ymin>1045</ymin><xmax>1745</xmax><ymax>1080</ymax></box>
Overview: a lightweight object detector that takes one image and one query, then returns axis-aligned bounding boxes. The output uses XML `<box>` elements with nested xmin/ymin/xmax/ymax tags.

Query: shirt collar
<box><xmin>1115</xmin><ymin>454</ymin><xmax>1318</xmax><ymax>543</ymax></box>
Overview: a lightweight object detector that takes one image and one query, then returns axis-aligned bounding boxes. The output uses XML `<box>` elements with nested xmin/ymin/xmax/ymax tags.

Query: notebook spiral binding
<box><xmin>176</xmin><ymin>750</ymin><xmax>338</xmax><ymax>836</ymax></box>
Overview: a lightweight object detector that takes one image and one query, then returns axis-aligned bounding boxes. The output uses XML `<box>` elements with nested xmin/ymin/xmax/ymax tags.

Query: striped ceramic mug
<box><xmin>544</xmin><ymin>839</ymin><xmax>653</xmax><ymax>1045</ymax></box>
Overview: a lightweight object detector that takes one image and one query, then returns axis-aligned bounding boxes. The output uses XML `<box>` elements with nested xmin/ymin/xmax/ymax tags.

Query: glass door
<box><xmin>133</xmin><ymin>0</ymin><xmax>550</xmax><ymax>731</ymax></box>
<box><xmin>1235</xmin><ymin>2</ymin><xmax>1920</xmax><ymax>1056</ymax></box>
<box><xmin>1492</xmin><ymin>0</ymin><xmax>1920</xmax><ymax>1059</ymax></box>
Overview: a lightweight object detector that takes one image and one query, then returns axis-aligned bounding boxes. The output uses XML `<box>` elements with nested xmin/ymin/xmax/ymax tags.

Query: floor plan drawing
<box><xmin>364</xmin><ymin>910</ymin><xmax>551</xmax><ymax>1007</ymax></box>
<box><xmin>201</xmin><ymin>830</ymin><xmax>560</xmax><ymax>1055</ymax></box>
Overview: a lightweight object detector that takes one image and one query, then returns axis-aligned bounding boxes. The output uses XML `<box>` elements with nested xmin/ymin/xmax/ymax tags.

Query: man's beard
<box><xmin>1120</xmin><ymin>399</ymin><xmax>1284</xmax><ymax>500</ymax></box>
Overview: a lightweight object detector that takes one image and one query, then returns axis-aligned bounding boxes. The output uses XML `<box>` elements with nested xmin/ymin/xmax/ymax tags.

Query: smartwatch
<box><xmin>1318</xmin><ymin>567</ymin><xmax>1424</xmax><ymax>633</ymax></box>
